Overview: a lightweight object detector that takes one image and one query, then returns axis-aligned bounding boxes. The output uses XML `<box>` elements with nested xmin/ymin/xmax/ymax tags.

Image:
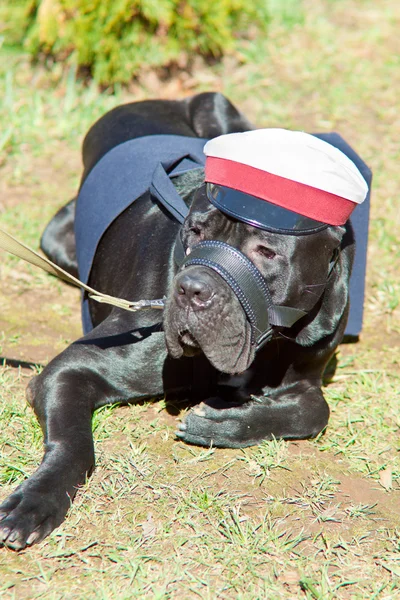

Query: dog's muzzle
<box><xmin>174</xmin><ymin>239</ymin><xmax>307</xmax><ymax>349</ymax></box>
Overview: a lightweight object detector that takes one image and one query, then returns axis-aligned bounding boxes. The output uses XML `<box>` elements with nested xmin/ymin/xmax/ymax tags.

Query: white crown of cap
<box><xmin>204</xmin><ymin>128</ymin><xmax>368</xmax><ymax>204</ymax></box>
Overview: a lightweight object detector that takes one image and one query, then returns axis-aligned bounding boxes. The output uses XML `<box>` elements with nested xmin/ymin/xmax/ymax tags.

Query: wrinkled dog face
<box><xmin>164</xmin><ymin>185</ymin><xmax>345</xmax><ymax>374</ymax></box>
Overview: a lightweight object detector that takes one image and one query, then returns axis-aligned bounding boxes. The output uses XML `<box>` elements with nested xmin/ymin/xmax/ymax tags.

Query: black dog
<box><xmin>0</xmin><ymin>93</ymin><xmax>355</xmax><ymax>550</ymax></box>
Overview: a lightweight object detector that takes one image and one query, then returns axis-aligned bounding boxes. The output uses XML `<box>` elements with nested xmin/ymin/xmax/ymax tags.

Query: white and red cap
<box><xmin>204</xmin><ymin>128</ymin><xmax>368</xmax><ymax>227</ymax></box>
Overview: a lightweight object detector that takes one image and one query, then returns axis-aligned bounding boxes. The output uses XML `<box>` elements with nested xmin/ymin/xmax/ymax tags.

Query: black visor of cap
<box><xmin>206</xmin><ymin>183</ymin><xmax>328</xmax><ymax>235</ymax></box>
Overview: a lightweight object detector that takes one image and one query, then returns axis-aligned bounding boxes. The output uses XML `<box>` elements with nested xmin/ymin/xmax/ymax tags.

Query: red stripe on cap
<box><xmin>205</xmin><ymin>157</ymin><xmax>356</xmax><ymax>226</ymax></box>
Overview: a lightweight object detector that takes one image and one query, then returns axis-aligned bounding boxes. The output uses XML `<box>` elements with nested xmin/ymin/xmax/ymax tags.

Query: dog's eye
<box><xmin>256</xmin><ymin>245</ymin><xmax>276</xmax><ymax>259</ymax></box>
<box><xmin>189</xmin><ymin>226</ymin><xmax>202</xmax><ymax>236</ymax></box>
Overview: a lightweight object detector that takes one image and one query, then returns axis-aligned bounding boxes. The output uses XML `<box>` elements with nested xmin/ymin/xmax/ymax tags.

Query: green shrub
<box><xmin>1</xmin><ymin>0</ymin><xmax>269</xmax><ymax>85</ymax></box>
<box><xmin>0</xmin><ymin>0</ymin><xmax>35</xmax><ymax>47</ymax></box>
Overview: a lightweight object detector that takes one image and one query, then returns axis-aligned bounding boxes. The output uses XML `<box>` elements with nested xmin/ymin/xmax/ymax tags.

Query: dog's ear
<box><xmin>184</xmin><ymin>92</ymin><xmax>254</xmax><ymax>138</ymax></box>
<box><xmin>294</xmin><ymin>225</ymin><xmax>355</xmax><ymax>346</ymax></box>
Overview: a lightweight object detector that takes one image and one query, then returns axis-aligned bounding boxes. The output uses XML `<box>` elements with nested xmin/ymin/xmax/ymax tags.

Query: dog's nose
<box><xmin>175</xmin><ymin>272</ymin><xmax>213</xmax><ymax>309</ymax></box>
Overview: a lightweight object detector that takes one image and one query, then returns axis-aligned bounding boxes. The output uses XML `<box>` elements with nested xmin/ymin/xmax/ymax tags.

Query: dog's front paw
<box><xmin>0</xmin><ymin>483</ymin><xmax>70</xmax><ymax>551</ymax></box>
<box><xmin>175</xmin><ymin>385</ymin><xmax>330</xmax><ymax>449</ymax></box>
<box><xmin>176</xmin><ymin>398</ymin><xmax>258</xmax><ymax>449</ymax></box>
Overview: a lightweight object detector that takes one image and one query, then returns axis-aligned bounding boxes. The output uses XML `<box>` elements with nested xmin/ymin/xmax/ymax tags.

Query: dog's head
<box><xmin>164</xmin><ymin>129</ymin><xmax>368</xmax><ymax>374</ymax></box>
<box><xmin>163</xmin><ymin>185</ymin><xmax>349</xmax><ymax>374</ymax></box>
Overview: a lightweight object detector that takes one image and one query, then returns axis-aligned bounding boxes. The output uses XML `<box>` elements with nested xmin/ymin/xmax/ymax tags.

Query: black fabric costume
<box><xmin>75</xmin><ymin>133</ymin><xmax>371</xmax><ymax>336</ymax></box>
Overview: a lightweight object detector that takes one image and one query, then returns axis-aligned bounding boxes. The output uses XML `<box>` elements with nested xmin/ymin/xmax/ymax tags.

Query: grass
<box><xmin>0</xmin><ymin>0</ymin><xmax>400</xmax><ymax>597</ymax></box>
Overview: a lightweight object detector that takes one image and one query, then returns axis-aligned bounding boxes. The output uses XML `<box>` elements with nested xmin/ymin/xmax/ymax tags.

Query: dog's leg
<box><xmin>40</xmin><ymin>198</ymin><xmax>78</xmax><ymax>277</ymax></box>
<box><xmin>176</xmin><ymin>382</ymin><xmax>330</xmax><ymax>448</ymax></box>
<box><xmin>0</xmin><ymin>321</ymin><xmax>166</xmax><ymax>550</ymax></box>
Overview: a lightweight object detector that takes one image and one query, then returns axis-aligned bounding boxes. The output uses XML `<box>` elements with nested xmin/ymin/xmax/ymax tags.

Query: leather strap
<box><xmin>179</xmin><ymin>240</ymin><xmax>307</xmax><ymax>348</ymax></box>
<box><xmin>0</xmin><ymin>227</ymin><xmax>164</xmax><ymax>313</ymax></box>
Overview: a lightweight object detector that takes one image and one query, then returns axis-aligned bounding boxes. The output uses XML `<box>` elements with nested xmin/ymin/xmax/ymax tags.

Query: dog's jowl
<box><xmin>0</xmin><ymin>93</ymin><xmax>371</xmax><ymax>550</ymax></box>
